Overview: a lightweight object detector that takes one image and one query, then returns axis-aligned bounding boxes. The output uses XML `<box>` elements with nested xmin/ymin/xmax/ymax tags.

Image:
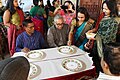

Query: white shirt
<box><xmin>97</xmin><ymin>72</ymin><xmax>120</xmax><ymax>80</ymax></box>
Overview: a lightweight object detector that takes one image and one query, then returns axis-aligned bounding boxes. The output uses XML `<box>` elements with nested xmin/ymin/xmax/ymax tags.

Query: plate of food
<box><xmin>58</xmin><ymin>46</ymin><xmax>76</xmax><ymax>54</ymax></box>
<box><xmin>25</xmin><ymin>50</ymin><xmax>46</xmax><ymax>60</ymax></box>
<box><xmin>62</xmin><ymin>58</ymin><xmax>86</xmax><ymax>72</ymax></box>
<box><xmin>28</xmin><ymin>63</ymin><xmax>41</xmax><ymax>79</ymax></box>
<box><xmin>85</xmin><ymin>32</ymin><xmax>96</xmax><ymax>39</ymax></box>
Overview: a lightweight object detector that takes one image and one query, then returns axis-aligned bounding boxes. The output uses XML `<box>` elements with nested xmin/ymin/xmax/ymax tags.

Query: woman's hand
<box><xmin>67</xmin><ymin>40</ymin><xmax>72</xmax><ymax>46</ymax></box>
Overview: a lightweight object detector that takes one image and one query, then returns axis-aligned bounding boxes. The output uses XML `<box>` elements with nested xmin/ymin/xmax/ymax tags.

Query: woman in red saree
<box><xmin>3</xmin><ymin>0</ymin><xmax>24</xmax><ymax>56</ymax></box>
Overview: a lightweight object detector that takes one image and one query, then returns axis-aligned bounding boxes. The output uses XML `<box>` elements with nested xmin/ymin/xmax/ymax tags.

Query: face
<box><xmin>39</xmin><ymin>0</ymin><xmax>43</xmax><ymax>5</ymax></box>
<box><xmin>102</xmin><ymin>3</ymin><xmax>111</xmax><ymax>16</ymax></box>
<box><xmin>25</xmin><ymin>23</ymin><xmax>34</xmax><ymax>35</ymax></box>
<box><xmin>77</xmin><ymin>12</ymin><xmax>85</xmax><ymax>22</ymax></box>
<box><xmin>55</xmin><ymin>18</ymin><xmax>63</xmax><ymax>30</ymax></box>
<box><xmin>117</xmin><ymin>2</ymin><xmax>120</xmax><ymax>15</ymax></box>
<box><xmin>54</xmin><ymin>0</ymin><xmax>59</xmax><ymax>7</ymax></box>
<box><xmin>13</xmin><ymin>0</ymin><xmax>18</xmax><ymax>7</ymax></box>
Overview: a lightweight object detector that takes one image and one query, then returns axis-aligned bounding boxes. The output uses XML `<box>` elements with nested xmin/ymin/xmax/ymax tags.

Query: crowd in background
<box><xmin>0</xmin><ymin>0</ymin><xmax>120</xmax><ymax>79</ymax></box>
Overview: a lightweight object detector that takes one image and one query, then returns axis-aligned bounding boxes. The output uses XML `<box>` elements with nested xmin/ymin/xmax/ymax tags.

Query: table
<box><xmin>12</xmin><ymin>46</ymin><xmax>96</xmax><ymax>80</ymax></box>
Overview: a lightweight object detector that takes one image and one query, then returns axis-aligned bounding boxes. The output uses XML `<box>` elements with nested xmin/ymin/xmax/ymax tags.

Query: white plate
<box><xmin>29</xmin><ymin>63</ymin><xmax>41</xmax><ymax>79</ymax></box>
<box><xmin>86</xmin><ymin>32</ymin><xmax>96</xmax><ymax>39</ymax></box>
<box><xmin>26</xmin><ymin>50</ymin><xmax>46</xmax><ymax>60</ymax></box>
<box><xmin>62</xmin><ymin>58</ymin><xmax>86</xmax><ymax>72</ymax></box>
<box><xmin>58</xmin><ymin>46</ymin><xmax>76</xmax><ymax>54</ymax></box>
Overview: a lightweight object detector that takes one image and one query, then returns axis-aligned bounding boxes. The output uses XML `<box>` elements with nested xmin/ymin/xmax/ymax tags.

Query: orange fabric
<box><xmin>94</xmin><ymin>12</ymin><xmax>105</xmax><ymax>32</ymax></box>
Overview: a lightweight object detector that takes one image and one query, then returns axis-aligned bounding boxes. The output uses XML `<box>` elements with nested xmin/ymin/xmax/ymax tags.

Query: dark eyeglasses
<box><xmin>56</xmin><ymin>23</ymin><xmax>63</xmax><ymax>26</ymax></box>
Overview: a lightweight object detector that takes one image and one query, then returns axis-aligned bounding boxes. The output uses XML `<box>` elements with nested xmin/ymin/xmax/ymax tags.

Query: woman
<box><xmin>54</xmin><ymin>0</ymin><xmax>75</xmax><ymax>25</ymax></box>
<box><xmin>85</xmin><ymin>0</ymin><xmax>119</xmax><ymax>73</ymax></box>
<box><xmin>30</xmin><ymin>0</ymin><xmax>46</xmax><ymax>35</ymax></box>
<box><xmin>3</xmin><ymin>0</ymin><xmax>24</xmax><ymax>56</ymax></box>
<box><xmin>68</xmin><ymin>7</ymin><xmax>94</xmax><ymax>50</ymax></box>
<box><xmin>47</xmin><ymin>0</ymin><xmax>60</xmax><ymax>28</ymax></box>
<box><xmin>30</xmin><ymin>0</ymin><xmax>46</xmax><ymax>19</ymax></box>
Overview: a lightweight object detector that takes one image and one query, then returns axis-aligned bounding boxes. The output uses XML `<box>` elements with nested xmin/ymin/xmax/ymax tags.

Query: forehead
<box><xmin>27</xmin><ymin>22</ymin><xmax>34</xmax><ymax>27</ymax></box>
<box><xmin>65</xmin><ymin>2</ymin><xmax>69</xmax><ymax>5</ymax></box>
<box><xmin>13</xmin><ymin>0</ymin><xmax>17</xmax><ymax>2</ymax></box>
<box><xmin>77</xmin><ymin>12</ymin><xmax>85</xmax><ymax>17</ymax></box>
<box><xmin>103</xmin><ymin>3</ymin><xmax>108</xmax><ymax>9</ymax></box>
<box><xmin>55</xmin><ymin>18</ymin><xmax>63</xmax><ymax>23</ymax></box>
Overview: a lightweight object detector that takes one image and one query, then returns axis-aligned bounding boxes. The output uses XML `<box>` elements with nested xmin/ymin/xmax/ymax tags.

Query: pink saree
<box><xmin>32</xmin><ymin>18</ymin><xmax>44</xmax><ymax>35</ymax></box>
<box><xmin>7</xmin><ymin>9</ymin><xmax>24</xmax><ymax>56</ymax></box>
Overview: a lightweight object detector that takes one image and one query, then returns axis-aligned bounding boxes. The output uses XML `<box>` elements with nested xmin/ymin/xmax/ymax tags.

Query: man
<box><xmin>47</xmin><ymin>14</ymin><xmax>70</xmax><ymax>48</ymax></box>
<box><xmin>16</xmin><ymin>19</ymin><xmax>46</xmax><ymax>53</ymax></box>
<box><xmin>97</xmin><ymin>43</ymin><xmax>120</xmax><ymax>80</ymax></box>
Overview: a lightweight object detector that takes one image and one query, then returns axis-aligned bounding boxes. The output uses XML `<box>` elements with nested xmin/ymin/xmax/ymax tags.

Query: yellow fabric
<box><xmin>10</xmin><ymin>11</ymin><xmax>20</xmax><ymax>26</ymax></box>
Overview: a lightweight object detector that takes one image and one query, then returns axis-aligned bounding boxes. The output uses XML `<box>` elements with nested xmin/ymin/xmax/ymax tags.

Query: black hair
<box><xmin>63</xmin><ymin>1</ymin><xmax>75</xmax><ymax>10</ymax></box>
<box><xmin>6</xmin><ymin>0</ymin><xmax>21</xmax><ymax>15</ymax></box>
<box><xmin>103</xmin><ymin>42</ymin><xmax>120</xmax><ymax>75</ymax></box>
<box><xmin>33</xmin><ymin>0</ymin><xmax>39</xmax><ymax>6</ymax></box>
<box><xmin>102</xmin><ymin>0</ymin><xmax>118</xmax><ymax>17</ymax></box>
<box><xmin>22</xmin><ymin>19</ymin><xmax>33</xmax><ymax>27</ymax></box>
<box><xmin>77</xmin><ymin>7</ymin><xmax>90</xmax><ymax>21</ymax></box>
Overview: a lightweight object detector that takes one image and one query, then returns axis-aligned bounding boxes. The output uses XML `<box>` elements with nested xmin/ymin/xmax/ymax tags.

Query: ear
<box><xmin>103</xmin><ymin>60</ymin><xmax>109</xmax><ymax>69</ymax></box>
<box><xmin>101</xmin><ymin>58</ymin><xmax>109</xmax><ymax>69</ymax></box>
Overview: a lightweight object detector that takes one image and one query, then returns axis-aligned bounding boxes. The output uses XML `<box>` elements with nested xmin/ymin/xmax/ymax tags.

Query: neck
<box><xmin>26</xmin><ymin>32</ymin><xmax>32</xmax><ymax>36</ymax></box>
<box><xmin>78</xmin><ymin>21</ymin><xmax>84</xmax><ymax>26</ymax></box>
<box><xmin>104</xmin><ymin>15</ymin><xmax>110</xmax><ymax>18</ymax></box>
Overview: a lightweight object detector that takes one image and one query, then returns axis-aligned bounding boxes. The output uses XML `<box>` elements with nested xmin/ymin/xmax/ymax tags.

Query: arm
<box><xmin>67</xmin><ymin>31</ymin><xmax>73</xmax><ymax>46</ymax></box>
<box><xmin>53</xmin><ymin>6</ymin><xmax>61</xmax><ymax>15</ymax></box>
<box><xmin>47</xmin><ymin>28</ymin><xmax>57</xmax><ymax>47</ymax></box>
<box><xmin>3</xmin><ymin>10</ymin><xmax>11</xmax><ymax>27</ymax></box>
<box><xmin>67</xmin><ymin>19</ymin><xmax>76</xmax><ymax>45</ymax></box>
<box><xmin>42</xmin><ymin>8</ymin><xmax>47</xmax><ymax>18</ymax></box>
<box><xmin>15</xmin><ymin>35</ymin><xmax>23</xmax><ymax>52</ymax></box>
<box><xmin>16</xmin><ymin>35</ymin><xmax>30</xmax><ymax>53</ymax></box>
<box><xmin>87</xmin><ymin>28</ymin><xmax>96</xmax><ymax>33</ymax></box>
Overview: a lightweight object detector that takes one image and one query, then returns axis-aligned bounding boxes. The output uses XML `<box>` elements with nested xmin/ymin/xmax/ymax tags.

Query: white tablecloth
<box><xmin>12</xmin><ymin>46</ymin><xmax>88</xmax><ymax>62</ymax></box>
<box><xmin>12</xmin><ymin>46</ymin><xmax>94</xmax><ymax>80</ymax></box>
<box><xmin>30</xmin><ymin>54</ymin><xmax>94</xmax><ymax>80</ymax></box>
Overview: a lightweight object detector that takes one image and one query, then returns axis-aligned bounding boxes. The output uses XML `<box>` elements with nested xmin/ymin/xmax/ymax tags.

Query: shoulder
<box><xmin>87</xmin><ymin>18</ymin><xmax>95</xmax><ymax>24</ymax></box>
<box><xmin>114</xmin><ymin>17</ymin><xmax>120</xmax><ymax>24</ymax></box>
<box><xmin>34</xmin><ymin>30</ymin><xmax>43</xmax><ymax>36</ymax></box>
<box><xmin>4</xmin><ymin>9</ymin><xmax>10</xmax><ymax>14</ymax></box>
<box><xmin>49</xmin><ymin>26</ymin><xmax>56</xmax><ymax>30</ymax></box>
<box><xmin>17</xmin><ymin>32</ymin><xmax>25</xmax><ymax>39</ymax></box>
<box><xmin>30</xmin><ymin>6</ymin><xmax>38</xmax><ymax>11</ymax></box>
